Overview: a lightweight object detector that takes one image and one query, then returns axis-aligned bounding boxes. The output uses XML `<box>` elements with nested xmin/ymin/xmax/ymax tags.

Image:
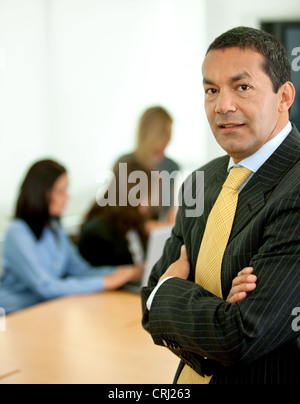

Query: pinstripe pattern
<box><xmin>178</xmin><ymin>167</ymin><xmax>252</xmax><ymax>384</ymax></box>
<box><xmin>142</xmin><ymin>125</ymin><xmax>300</xmax><ymax>384</ymax></box>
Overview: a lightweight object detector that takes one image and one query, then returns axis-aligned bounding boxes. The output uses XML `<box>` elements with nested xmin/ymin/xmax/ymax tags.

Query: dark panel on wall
<box><xmin>262</xmin><ymin>22</ymin><xmax>300</xmax><ymax>129</ymax></box>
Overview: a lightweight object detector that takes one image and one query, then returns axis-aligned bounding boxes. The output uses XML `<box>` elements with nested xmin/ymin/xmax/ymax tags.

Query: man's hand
<box><xmin>157</xmin><ymin>249</ymin><xmax>256</xmax><ymax>304</ymax></box>
<box><xmin>158</xmin><ymin>245</ymin><xmax>190</xmax><ymax>284</ymax></box>
<box><xmin>226</xmin><ymin>267</ymin><xmax>257</xmax><ymax>303</ymax></box>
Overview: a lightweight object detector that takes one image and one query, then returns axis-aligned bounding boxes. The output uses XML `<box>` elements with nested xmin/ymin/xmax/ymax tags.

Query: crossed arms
<box><xmin>142</xmin><ymin>187</ymin><xmax>300</xmax><ymax>370</ymax></box>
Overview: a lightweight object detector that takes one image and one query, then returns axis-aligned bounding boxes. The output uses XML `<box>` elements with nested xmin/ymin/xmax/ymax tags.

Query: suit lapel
<box><xmin>229</xmin><ymin>125</ymin><xmax>300</xmax><ymax>242</ymax></box>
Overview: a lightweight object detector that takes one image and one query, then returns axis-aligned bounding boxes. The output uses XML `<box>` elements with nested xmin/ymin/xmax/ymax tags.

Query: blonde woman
<box><xmin>117</xmin><ymin>106</ymin><xmax>180</xmax><ymax>224</ymax></box>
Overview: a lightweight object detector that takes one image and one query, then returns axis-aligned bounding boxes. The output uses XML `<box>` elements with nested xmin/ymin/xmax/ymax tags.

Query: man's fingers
<box><xmin>179</xmin><ymin>245</ymin><xmax>188</xmax><ymax>261</ymax></box>
<box><xmin>237</xmin><ymin>267</ymin><xmax>254</xmax><ymax>276</ymax></box>
<box><xmin>227</xmin><ymin>267</ymin><xmax>257</xmax><ymax>304</ymax></box>
<box><xmin>232</xmin><ymin>274</ymin><xmax>257</xmax><ymax>287</ymax></box>
<box><xmin>231</xmin><ymin>282</ymin><xmax>257</xmax><ymax>295</ymax></box>
<box><xmin>158</xmin><ymin>245</ymin><xmax>190</xmax><ymax>284</ymax></box>
<box><xmin>227</xmin><ymin>292</ymin><xmax>247</xmax><ymax>304</ymax></box>
<box><xmin>227</xmin><ymin>282</ymin><xmax>257</xmax><ymax>303</ymax></box>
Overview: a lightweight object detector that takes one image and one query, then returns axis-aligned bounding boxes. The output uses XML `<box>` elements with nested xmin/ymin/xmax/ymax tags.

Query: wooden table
<box><xmin>0</xmin><ymin>291</ymin><xmax>179</xmax><ymax>384</ymax></box>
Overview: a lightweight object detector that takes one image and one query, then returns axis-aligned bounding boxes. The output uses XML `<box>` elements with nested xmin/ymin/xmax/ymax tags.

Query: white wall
<box><xmin>0</xmin><ymin>0</ymin><xmax>207</xmax><ymax>232</ymax></box>
<box><xmin>0</xmin><ymin>0</ymin><xmax>48</xmax><ymax>232</ymax></box>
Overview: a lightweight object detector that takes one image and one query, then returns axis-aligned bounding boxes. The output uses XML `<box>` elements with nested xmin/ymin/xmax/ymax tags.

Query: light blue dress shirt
<box><xmin>147</xmin><ymin>121</ymin><xmax>293</xmax><ymax>310</ymax></box>
<box><xmin>0</xmin><ymin>219</ymin><xmax>117</xmax><ymax>313</ymax></box>
<box><xmin>228</xmin><ymin>121</ymin><xmax>292</xmax><ymax>191</ymax></box>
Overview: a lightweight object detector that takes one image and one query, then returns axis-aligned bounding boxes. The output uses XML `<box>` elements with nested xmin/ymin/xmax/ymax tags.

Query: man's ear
<box><xmin>278</xmin><ymin>81</ymin><xmax>296</xmax><ymax>112</ymax></box>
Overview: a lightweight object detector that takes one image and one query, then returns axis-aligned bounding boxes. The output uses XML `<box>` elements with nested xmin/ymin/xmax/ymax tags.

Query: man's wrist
<box><xmin>146</xmin><ymin>277</ymin><xmax>174</xmax><ymax>311</ymax></box>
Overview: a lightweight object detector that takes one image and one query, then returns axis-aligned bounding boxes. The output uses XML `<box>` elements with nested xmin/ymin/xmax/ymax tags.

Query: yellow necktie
<box><xmin>178</xmin><ymin>167</ymin><xmax>252</xmax><ymax>384</ymax></box>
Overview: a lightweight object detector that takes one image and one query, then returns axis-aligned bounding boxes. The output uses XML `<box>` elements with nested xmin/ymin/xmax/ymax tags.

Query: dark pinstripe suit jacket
<box><xmin>141</xmin><ymin>125</ymin><xmax>300</xmax><ymax>384</ymax></box>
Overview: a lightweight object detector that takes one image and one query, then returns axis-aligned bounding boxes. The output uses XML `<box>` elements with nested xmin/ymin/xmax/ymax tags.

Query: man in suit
<box><xmin>141</xmin><ymin>26</ymin><xmax>300</xmax><ymax>384</ymax></box>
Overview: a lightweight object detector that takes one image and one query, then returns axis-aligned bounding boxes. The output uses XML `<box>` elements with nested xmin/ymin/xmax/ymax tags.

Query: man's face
<box><xmin>202</xmin><ymin>47</ymin><xmax>286</xmax><ymax>162</ymax></box>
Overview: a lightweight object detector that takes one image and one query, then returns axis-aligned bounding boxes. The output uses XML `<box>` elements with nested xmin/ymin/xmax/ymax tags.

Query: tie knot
<box><xmin>223</xmin><ymin>167</ymin><xmax>252</xmax><ymax>191</ymax></box>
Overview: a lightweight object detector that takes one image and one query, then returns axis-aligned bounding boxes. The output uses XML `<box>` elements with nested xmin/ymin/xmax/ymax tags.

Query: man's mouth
<box><xmin>218</xmin><ymin>123</ymin><xmax>246</xmax><ymax>131</ymax></box>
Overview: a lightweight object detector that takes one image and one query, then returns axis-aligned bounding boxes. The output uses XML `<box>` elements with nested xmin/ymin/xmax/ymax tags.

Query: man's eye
<box><xmin>206</xmin><ymin>88</ymin><xmax>218</xmax><ymax>95</ymax></box>
<box><xmin>238</xmin><ymin>84</ymin><xmax>251</xmax><ymax>92</ymax></box>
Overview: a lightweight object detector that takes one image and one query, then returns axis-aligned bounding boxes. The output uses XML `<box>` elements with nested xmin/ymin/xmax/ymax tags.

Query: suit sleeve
<box><xmin>141</xmin><ymin>211</ymin><xmax>184</xmax><ymax>332</ymax></box>
<box><xmin>141</xmin><ymin>187</ymin><xmax>300</xmax><ymax>370</ymax></box>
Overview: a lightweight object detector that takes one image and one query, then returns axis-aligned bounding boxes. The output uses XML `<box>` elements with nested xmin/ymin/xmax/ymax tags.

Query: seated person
<box><xmin>116</xmin><ymin>106</ymin><xmax>180</xmax><ymax>225</ymax></box>
<box><xmin>78</xmin><ymin>159</ymin><xmax>151</xmax><ymax>267</ymax></box>
<box><xmin>0</xmin><ymin>160</ymin><xmax>142</xmax><ymax>314</ymax></box>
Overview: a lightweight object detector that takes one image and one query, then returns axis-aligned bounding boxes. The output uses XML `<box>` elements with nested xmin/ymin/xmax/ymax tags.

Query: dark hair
<box><xmin>206</xmin><ymin>26</ymin><xmax>292</xmax><ymax>93</ymax></box>
<box><xmin>16</xmin><ymin>159</ymin><xmax>67</xmax><ymax>239</ymax></box>
<box><xmin>83</xmin><ymin>157</ymin><xmax>152</xmax><ymax>250</ymax></box>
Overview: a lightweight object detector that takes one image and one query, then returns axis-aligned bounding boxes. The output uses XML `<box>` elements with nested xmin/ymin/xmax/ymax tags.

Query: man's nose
<box><xmin>215</xmin><ymin>90</ymin><xmax>237</xmax><ymax>114</ymax></box>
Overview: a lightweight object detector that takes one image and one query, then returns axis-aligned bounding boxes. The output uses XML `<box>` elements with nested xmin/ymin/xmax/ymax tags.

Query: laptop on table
<box><xmin>124</xmin><ymin>225</ymin><xmax>173</xmax><ymax>293</ymax></box>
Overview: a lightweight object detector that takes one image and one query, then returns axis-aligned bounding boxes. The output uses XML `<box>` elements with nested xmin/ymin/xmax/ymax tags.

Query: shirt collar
<box><xmin>228</xmin><ymin>121</ymin><xmax>292</xmax><ymax>172</ymax></box>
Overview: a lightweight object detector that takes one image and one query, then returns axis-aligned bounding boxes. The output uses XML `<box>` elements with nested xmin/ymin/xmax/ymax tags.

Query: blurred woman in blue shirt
<box><xmin>0</xmin><ymin>160</ymin><xmax>142</xmax><ymax>314</ymax></box>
